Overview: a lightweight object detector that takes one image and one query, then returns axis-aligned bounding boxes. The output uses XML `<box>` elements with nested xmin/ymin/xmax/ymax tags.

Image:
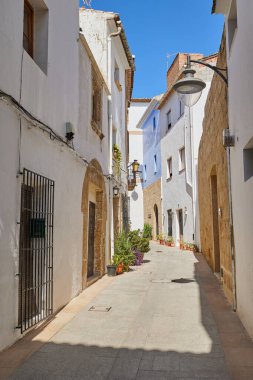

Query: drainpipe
<box><xmin>227</xmin><ymin>146</ymin><xmax>237</xmax><ymax>311</ymax></box>
<box><xmin>107</xmin><ymin>21</ymin><xmax>122</xmax><ymax>260</ymax></box>
<box><xmin>185</xmin><ymin>108</ymin><xmax>196</xmax><ymax>243</ymax></box>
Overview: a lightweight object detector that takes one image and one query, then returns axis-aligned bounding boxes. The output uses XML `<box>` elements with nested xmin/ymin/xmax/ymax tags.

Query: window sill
<box><xmin>115</xmin><ymin>80</ymin><xmax>122</xmax><ymax>92</ymax></box>
<box><xmin>91</xmin><ymin>120</ymin><xmax>104</xmax><ymax>140</ymax></box>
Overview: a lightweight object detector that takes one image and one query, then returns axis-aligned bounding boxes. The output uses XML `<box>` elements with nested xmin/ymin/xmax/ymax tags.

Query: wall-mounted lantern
<box><xmin>113</xmin><ymin>185</ymin><xmax>120</xmax><ymax>197</ymax></box>
<box><xmin>131</xmin><ymin>160</ymin><xmax>140</xmax><ymax>175</ymax></box>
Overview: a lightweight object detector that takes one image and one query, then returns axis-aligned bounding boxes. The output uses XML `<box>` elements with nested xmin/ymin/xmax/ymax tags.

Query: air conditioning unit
<box><xmin>222</xmin><ymin>128</ymin><xmax>234</xmax><ymax>148</ymax></box>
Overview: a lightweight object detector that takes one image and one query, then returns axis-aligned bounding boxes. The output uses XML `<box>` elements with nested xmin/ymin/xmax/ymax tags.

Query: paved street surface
<box><xmin>3</xmin><ymin>243</ymin><xmax>253</xmax><ymax>379</ymax></box>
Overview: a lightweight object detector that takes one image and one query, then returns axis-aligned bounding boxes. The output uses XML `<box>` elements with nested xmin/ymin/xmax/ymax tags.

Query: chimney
<box><xmin>167</xmin><ymin>53</ymin><xmax>204</xmax><ymax>91</ymax></box>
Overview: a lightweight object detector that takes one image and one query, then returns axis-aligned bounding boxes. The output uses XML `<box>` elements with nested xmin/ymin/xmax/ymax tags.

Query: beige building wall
<box><xmin>198</xmin><ymin>33</ymin><xmax>233</xmax><ymax>303</ymax></box>
<box><xmin>143</xmin><ymin>179</ymin><xmax>162</xmax><ymax>239</ymax></box>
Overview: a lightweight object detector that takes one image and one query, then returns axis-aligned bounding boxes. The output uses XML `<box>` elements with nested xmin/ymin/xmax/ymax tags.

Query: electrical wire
<box><xmin>0</xmin><ymin>88</ymin><xmax>128</xmax><ymax>185</ymax></box>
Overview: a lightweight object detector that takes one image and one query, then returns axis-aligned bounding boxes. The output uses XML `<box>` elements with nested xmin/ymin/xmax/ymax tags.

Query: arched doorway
<box><xmin>81</xmin><ymin>159</ymin><xmax>107</xmax><ymax>289</ymax></box>
<box><xmin>153</xmin><ymin>204</ymin><xmax>159</xmax><ymax>238</ymax></box>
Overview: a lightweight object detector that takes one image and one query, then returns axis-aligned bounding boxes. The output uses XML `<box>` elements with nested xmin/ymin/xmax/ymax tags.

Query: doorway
<box><xmin>88</xmin><ymin>201</ymin><xmax>96</xmax><ymax>278</ymax></box>
<box><xmin>211</xmin><ymin>175</ymin><xmax>220</xmax><ymax>273</ymax></box>
<box><xmin>177</xmin><ymin>209</ymin><xmax>183</xmax><ymax>243</ymax></box>
<box><xmin>154</xmin><ymin>204</ymin><xmax>159</xmax><ymax>237</ymax></box>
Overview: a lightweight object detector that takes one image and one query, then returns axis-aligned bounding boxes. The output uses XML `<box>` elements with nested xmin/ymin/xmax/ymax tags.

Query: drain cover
<box><xmin>171</xmin><ymin>278</ymin><xmax>195</xmax><ymax>284</ymax></box>
<box><xmin>89</xmin><ymin>306</ymin><xmax>111</xmax><ymax>312</ymax></box>
<box><xmin>155</xmin><ymin>250</ymin><xmax>163</xmax><ymax>253</ymax></box>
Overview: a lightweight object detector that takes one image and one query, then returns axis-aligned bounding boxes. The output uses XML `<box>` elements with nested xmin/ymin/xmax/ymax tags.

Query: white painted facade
<box><xmin>214</xmin><ymin>0</ymin><xmax>253</xmax><ymax>338</ymax></box>
<box><xmin>160</xmin><ymin>79</ymin><xmax>212</xmax><ymax>247</ymax></box>
<box><xmin>128</xmin><ymin>100</ymin><xmax>150</xmax><ymax>230</ymax></box>
<box><xmin>0</xmin><ymin>1</ymin><xmax>114</xmax><ymax>351</ymax></box>
<box><xmin>79</xmin><ymin>9</ymin><xmax>134</xmax><ymax>237</ymax></box>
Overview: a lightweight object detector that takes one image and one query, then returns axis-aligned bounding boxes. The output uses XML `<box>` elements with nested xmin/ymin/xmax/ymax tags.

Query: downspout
<box><xmin>185</xmin><ymin>107</ymin><xmax>196</xmax><ymax>243</ymax></box>
<box><xmin>107</xmin><ymin>21</ymin><xmax>122</xmax><ymax>260</ymax></box>
<box><xmin>227</xmin><ymin>145</ymin><xmax>237</xmax><ymax>311</ymax></box>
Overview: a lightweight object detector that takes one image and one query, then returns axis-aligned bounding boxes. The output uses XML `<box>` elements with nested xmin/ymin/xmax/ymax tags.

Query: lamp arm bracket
<box><xmin>190</xmin><ymin>59</ymin><xmax>228</xmax><ymax>85</ymax></box>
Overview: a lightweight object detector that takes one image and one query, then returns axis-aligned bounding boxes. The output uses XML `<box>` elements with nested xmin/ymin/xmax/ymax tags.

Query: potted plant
<box><xmin>142</xmin><ymin>223</ymin><xmax>152</xmax><ymax>240</ymax></box>
<box><xmin>114</xmin><ymin>231</ymin><xmax>135</xmax><ymax>272</ymax></box>
<box><xmin>106</xmin><ymin>262</ymin><xmax>117</xmax><ymax>276</ymax></box>
<box><xmin>157</xmin><ymin>233</ymin><xmax>165</xmax><ymax>245</ymax></box>
<box><xmin>179</xmin><ymin>240</ymin><xmax>184</xmax><ymax>250</ymax></box>
<box><xmin>137</xmin><ymin>237</ymin><xmax>150</xmax><ymax>262</ymax></box>
<box><xmin>165</xmin><ymin>236</ymin><xmax>173</xmax><ymax>246</ymax></box>
<box><xmin>128</xmin><ymin>230</ymin><xmax>142</xmax><ymax>265</ymax></box>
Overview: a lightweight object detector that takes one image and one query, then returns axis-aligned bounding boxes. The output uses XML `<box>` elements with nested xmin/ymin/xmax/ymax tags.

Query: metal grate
<box><xmin>18</xmin><ymin>169</ymin><xmax>54</xmax><ymax>333</ymax></box>
<box><xmin>89</xmin><ymin>306</ymin><xmax>111</xmax><ymax>312</ymax></box>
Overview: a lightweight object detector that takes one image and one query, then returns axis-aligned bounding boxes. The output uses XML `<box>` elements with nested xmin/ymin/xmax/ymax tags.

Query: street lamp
<box><xmin>131</xmin><ymin>160</ymin><xmax>140</xmax><ymax>175</ymax></box>
<box><xmin>173</xmin><ymin>55</ymin><xmax>228</xmax><ymax>107</ymax></box>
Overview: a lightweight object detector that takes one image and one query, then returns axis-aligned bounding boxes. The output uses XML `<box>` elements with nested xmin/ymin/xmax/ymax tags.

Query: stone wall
<box><xmin>198</xmin><ymin>32</ymin><xmax>233</xmax><ymax>303</ymax></box>
<box><xmin>143</xmin><ymin>179</ymin><xmax>162</xmax><ymax>239</ymax></box>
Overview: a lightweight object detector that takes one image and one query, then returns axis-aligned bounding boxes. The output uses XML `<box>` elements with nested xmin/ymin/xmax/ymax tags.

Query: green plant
<box><xmin>142</xmin><ymin>223</ymin><xmax>152</xmax><ymax>239</ymax></box>
<box><xmin>166</xmin><ymin>236</ymin><xmax>173</xmax><ymax>243</ymax></box>
<box><xmin>112</xmin><ymin>144</ymin><xmax>122</xmax><ymax>177</ymax></box>
<box><xmin>137</xmin><ymin>238</ymin><xmax>150</xmax><ymax>253</ymax></box>
<box><xmin>113</xmin><ymin>231</ymin><xmax>135</xmax><ymax>270</ymax></box>
<box><xmin>157</xmin><ymin>233</ymin><xmax>164</xmax><ymax>241</ymax></box>
<box><xmin>128</xmin><ymin>230</ymin><xmax>141</xmax><ymax>251</ymax></box>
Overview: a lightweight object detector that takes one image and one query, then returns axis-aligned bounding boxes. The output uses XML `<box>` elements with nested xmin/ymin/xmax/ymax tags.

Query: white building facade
<box><xmin>0</xmin><ymin>2</ymin><xmax>133</xmax><ymax>351</ymax></box>
<box><xmin>128</xmin><ymin>99</ymin><xmax>150</xmax><ymax>231</ymax></box>
<box><xmin>213</xmin><ymin>0</ymin><xmax>253</xmax><ymax>339</ymax></box>
<box><xmin>159</xmin><ymin>54</ymin><xmax>217</xmax><ymax>248</ymax></box>
<box><xmin>79</xmin><ymin>9</ymin><xmax>135</xmax><ymax>237</ymax></box>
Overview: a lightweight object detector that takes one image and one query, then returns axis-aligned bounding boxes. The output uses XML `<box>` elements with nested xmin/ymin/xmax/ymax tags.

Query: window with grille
<box><xmin>18</xmin><ymin>169</ymin><xmax>54</xmax><ymax>333</ymax></box>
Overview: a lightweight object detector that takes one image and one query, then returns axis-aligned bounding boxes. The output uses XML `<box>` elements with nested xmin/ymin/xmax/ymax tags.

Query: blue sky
<box><xmin>79</xmin><ymin>0</ymin><xmax>224</xmax><ymax>98</ymax></box>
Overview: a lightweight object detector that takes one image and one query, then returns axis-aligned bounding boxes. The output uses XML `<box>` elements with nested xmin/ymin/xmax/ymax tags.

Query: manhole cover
<box><xmin>155</xmin><ymin>250</ymin><xmax>163</xmax><ymax>253</ymax></box>
<box><xmin>171</xmin><ymin>278</ymin><xmax>195</xmax><ymax>284</ymax></box>
<box><xmin>89</xmin><ymin>306</ymin><xmax>111</xmax><ymax>312</ymax></box>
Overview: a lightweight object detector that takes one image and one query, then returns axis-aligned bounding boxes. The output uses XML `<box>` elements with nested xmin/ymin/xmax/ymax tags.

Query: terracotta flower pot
<box><xmin>116</xmin><ymin>263</ymin><xmax>124</xmax><ymax>274</ymax></box>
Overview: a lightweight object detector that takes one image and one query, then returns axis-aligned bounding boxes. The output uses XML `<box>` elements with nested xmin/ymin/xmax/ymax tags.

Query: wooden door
<box><xmin>88</xmin><ymin>202</ymin><xmax>96</xmax><ymax>278</ymax></box>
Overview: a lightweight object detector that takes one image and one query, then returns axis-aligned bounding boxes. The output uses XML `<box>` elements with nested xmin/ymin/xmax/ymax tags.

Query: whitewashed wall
<box><xmin>160</xmin><ymin>82</ymin><xmax>212</xmax><ymax>247</ymax></box>
<box><xmin>0</xmin><ymin>1</ymin><xmax>111</xmax><ymax>351</ymax></box>
<box><xmin>128</xmin><ymin>101</ymin><xmax>149</xmax><ymax>230</ymax></box>
<box><xmin>215</xmin><ymin>0</ymin><xmax>253</xmax><ymax>338</ymax></box>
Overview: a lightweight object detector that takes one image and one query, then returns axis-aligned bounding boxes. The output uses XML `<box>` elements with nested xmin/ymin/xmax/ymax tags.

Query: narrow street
<box><xmin>1</xmin><ymin>243</ymin><xmax>253</xmax><ymax>380</ymax></box>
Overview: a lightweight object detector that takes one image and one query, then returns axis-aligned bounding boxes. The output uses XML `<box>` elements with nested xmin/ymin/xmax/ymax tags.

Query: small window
<box><xmin>91</xmin><ymin>68</ymin><xmax>103</xmax><ymax>137</ymax></box>
<box><xmin>23</xmin><ymin>0</ymin><xmax>34</xmax><ymax>57</ymax></box>
<box><xmin>153</xmin><ymin>117</ymin><xmax>156</xmax><ymax>131</ymax></box>
<box><xmin>23</xmin><ymin>0</ymin><xmax>49</xmax><ymax>73</ymax></box>
<box><xmin>228</xmin><ymin>0</ymin><xmax>237</xmax><ymax>51</ymax></box>
<box><xmin>114</xmin><ymin>62</ymin><xmax>121</xmax><ymax>91</ymax></box>
<box><xmin>144</xmin><ymin>164</ymin><xmax>147</xmax><ymax>182</ymax></box>
<box><xmin>166</xmin><ymin>157</ymin><xmax>172</xmax><ymax>179</ymax></box>
<box><xmin>179</xmin><ymin>101</ymin><xmax>184</xmax><ymax>118</ymax></box>
<box><xmin>167</xmin><ymin>110</ymin><xmax>171</xmax><ymax>131</ymax></box>
<box><xmin>154</xmin><ymin>155</ymin><xmax>157</xmax><ymax>174</ymax></box>
<box><xmin>179</xmin><ymin>147</ymin><xmax>185</xmax><ymax>172</ymax></box>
